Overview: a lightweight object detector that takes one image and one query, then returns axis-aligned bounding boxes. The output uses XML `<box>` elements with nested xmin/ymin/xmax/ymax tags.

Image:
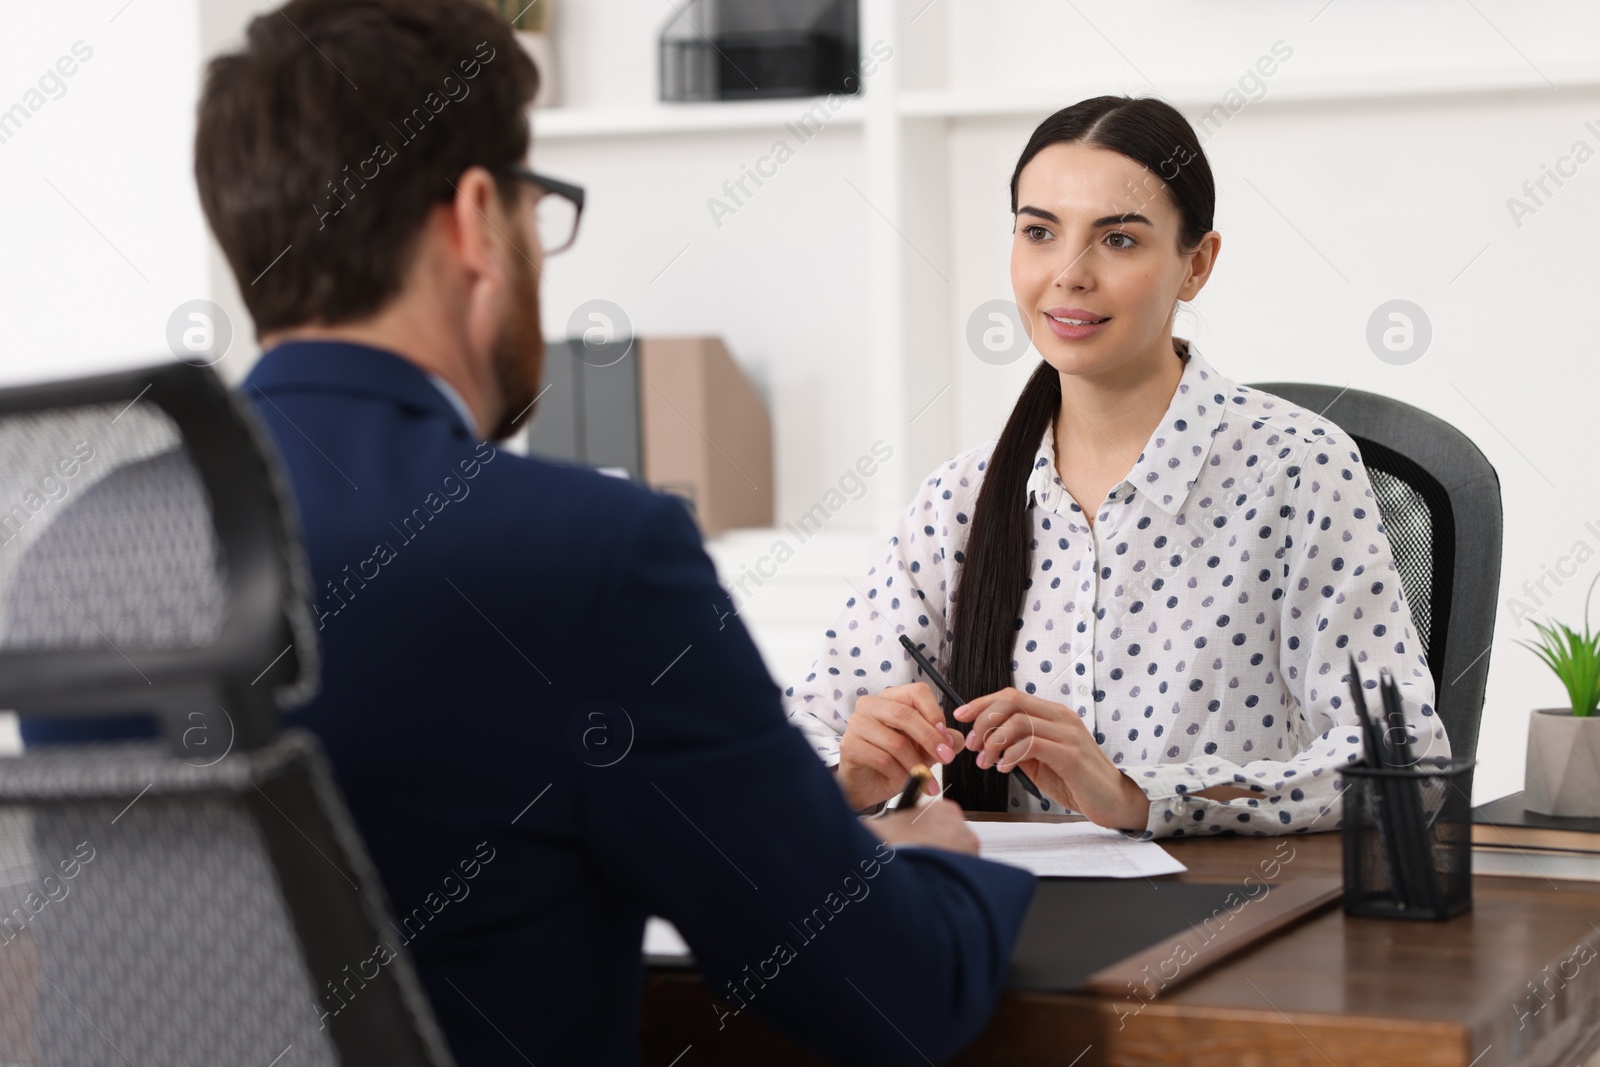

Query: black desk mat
<box><xmin>1009</xmin><ymin>877</ymin><xmax>1260</xmax><ymax>992</ymax></box>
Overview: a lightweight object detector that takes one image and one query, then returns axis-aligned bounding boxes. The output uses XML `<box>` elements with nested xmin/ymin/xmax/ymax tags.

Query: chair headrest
<box><xmin>0</xmin><ymin>360</ymin><xmax>319</xmax><ymax>749</ymax></box>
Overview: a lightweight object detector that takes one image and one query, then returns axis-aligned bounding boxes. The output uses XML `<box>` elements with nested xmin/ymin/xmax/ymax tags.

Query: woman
<box><xmin>783</xmin><ymin>96</ymin><xmax>1446</xmax><ymax>839</ymax></box>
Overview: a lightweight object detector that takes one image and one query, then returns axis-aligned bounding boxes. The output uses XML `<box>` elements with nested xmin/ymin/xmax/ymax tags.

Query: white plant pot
<box><xmin>1524</xmin><ymin>707</ymin><xmax>1600</xmax><ymax>817</ymax></box>
<box><xmin>515</xmin><ymin>31</ymin><xmax>559</xmax><ymax>109</ymax></box>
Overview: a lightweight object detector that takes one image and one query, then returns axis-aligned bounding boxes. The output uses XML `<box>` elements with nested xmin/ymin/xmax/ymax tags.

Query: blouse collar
<box><xmin>1026</xmin><ymin>339</ymin><xmax>1230</xmax><ymax>518</ymax></box>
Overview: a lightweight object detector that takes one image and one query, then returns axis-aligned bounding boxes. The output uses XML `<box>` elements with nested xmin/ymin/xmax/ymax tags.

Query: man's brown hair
<box><xmin>195</xmin><ymin>0</ymin><xmax>539</xmax><ymax>335</ymax></box>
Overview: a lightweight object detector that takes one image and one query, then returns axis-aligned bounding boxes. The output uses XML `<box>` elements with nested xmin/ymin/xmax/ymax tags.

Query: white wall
<box><xmin>0</xmin><ymin>0</ymin><xmax>208</xmax><ymax>384</ymax></box>
<box><xmin>529</xmin><ymin>126</ymin><xmax>881</xmax><ymax>536</ymax></box>
<box><xmin>2</xmin><ymin>0</ymin><xmax>1597</xmax><ymax>804</ymax></box>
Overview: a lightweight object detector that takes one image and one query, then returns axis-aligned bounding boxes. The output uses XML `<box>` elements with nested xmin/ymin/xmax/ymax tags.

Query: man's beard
<box><xmin>488</xmin><ymin>248</ymin><xmax>544</xmax><ymax>440</ymax></box>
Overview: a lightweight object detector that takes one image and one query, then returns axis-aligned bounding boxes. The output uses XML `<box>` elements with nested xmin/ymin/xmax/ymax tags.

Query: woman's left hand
<box><xmin>954</xmin><ymin>688</ymin><xmax>1152</xmax><ymax>833</ymax></box>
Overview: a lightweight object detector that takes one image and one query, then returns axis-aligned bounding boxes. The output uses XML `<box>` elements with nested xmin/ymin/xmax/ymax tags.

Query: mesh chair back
<box><xmin>0</xmin><ymin>404</ymin><xmax>225</xmax><ymax>654</ymax></box>
<box><xmin>0</xmin><ymin>363</ymin><xmax>318</xmax><ymax>741</ymax></box>
<box><xmin>1250</xmin><ymin>381</ymin><xmax>1503</xmax><ymax>798</ymax></box>
<box><xmin>0</xmin><ymin>363</ymin><xmax>455</xmax><ymax>1066</ymax></box>
<box><xmin>0</xmin><ymin>732</ymin><xmax>454</xmax><ymax>1066</ymax></box>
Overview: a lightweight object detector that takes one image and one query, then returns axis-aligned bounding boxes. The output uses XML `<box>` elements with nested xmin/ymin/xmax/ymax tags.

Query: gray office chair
<box><xmin>1248</xmin><ymin>381</ymin><xmax>1503</xmax><ymax>802</ymax></box>
<box><xmin>0</xmin><ymin>362</ymin><xmax>455</xmax><ymax>1066</ymax></box>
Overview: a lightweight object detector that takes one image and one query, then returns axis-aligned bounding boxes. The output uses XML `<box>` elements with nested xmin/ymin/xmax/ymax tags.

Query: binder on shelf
<box><xmin>525</xmin><ymin>334</ymin><xmax>773</xmax><ymax>538</ymax></box>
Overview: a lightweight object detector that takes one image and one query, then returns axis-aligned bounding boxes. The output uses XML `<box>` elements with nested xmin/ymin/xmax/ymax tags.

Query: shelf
<box><xmin>531</xmin><ymin>96</ymin><xmax>867</xmax><ymax>140</ymax></box>
<box><xmin>531</xmin><ymin>57</ymin><xmax>1596</xmax><ymax>143</ymax></box>
<box><xmin>897</xmin><ymin>61</ymin><xmax>1600</xmax><ymax>121</ymax></box>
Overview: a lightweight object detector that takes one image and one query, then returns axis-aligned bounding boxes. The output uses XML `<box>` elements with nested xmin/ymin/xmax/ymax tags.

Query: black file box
<box><xmin>660</xmin><ymin>0</ymin><xmax>861</xmax><ymax>102</ymax></box>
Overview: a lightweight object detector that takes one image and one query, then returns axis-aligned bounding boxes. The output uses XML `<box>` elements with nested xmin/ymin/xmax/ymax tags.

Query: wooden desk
<box><xmin>641</xmin><ymin>817</ymin><xmax>1600</xmax><ymax>1067</ymax></box>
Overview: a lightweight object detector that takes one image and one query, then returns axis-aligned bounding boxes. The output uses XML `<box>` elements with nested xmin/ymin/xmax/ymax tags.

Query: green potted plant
<box><xmin>1516</xmin><ymin>571</ymin><xmax>1600</xmax><ymax>817</ymax></box>
<box><xmin>496</xmin><ymin>0</ymin><xmax>557</xmax><ymax>109</ymax></box>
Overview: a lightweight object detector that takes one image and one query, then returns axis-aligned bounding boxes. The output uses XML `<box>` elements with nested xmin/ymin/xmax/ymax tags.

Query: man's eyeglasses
<box><xmin>501</xmin><ymin>166</ymin><xmax>585</xmax><ymax>256</ymax></box>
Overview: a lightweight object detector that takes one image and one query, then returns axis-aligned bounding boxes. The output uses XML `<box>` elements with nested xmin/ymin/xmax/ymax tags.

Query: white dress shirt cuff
<box><xmin>1118</xmin><ymin>763</ymin><xmax>1220</xmax><ymax>841</ymax></box>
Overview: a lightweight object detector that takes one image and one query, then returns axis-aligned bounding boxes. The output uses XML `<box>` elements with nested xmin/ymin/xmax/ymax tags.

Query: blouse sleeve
<box><xmin>783</xmin><ymin>452</ymin><xmax>981</xmax><ymax>766</ymax></box>
<box><xmin>1120</xmin><ymin>428</ymin><xmax>1447</xmax><ymax>840</ymax></box>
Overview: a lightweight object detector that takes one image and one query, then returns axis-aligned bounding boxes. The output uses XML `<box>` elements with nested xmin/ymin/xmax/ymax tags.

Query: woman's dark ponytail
<box><xmin>940</xmin><ymin>95</ymin><xmax>1214</xmax><ymax>811</ymax></box>
<box><xmin>940</xmin><ymin>361</ymin><xmax>1060</xmax><ymax>811</ymax></box>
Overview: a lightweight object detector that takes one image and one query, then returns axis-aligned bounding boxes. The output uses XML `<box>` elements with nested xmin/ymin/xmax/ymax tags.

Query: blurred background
<box><xmin>1</xmin><ymin>0</ymin><xmax>1596</xmax><ymax>804</ymax></box>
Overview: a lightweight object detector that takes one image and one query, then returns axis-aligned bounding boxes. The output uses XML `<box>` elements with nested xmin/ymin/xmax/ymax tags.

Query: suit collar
<box><xmin>1027</xmin><ymin>339</ymin><xmax>1228</xmax><ymax>517</ymax></box>
<box><xmin>244</xmin><ymin>340</ymin><xmax>473</xmax><ymax>438</ymax></box>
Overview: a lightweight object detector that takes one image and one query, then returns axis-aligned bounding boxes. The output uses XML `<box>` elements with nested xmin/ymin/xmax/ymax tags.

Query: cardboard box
<box><xmin>639</xmin><ymin>337</ymin><xmax>772</xmax><ymax>537</ymax></box>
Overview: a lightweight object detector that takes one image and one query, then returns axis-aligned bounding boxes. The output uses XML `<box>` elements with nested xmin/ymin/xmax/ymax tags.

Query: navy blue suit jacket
<box><xmin>25</xmin><ymin>341</ymin><xmax>1034</xmax><ymax>1065</ymax></box>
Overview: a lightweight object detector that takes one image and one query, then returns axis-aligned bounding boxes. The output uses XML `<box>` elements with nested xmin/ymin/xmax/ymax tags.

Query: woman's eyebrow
<box><xmin>1016</xmin><ymin>205</ymin><xmax>1154</xmax><ymax>228</ymax></box>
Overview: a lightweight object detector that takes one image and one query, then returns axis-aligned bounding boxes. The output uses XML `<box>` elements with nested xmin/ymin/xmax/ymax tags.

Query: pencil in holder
<box><xmin>1338</xmin><ymin>756</ymin><xmax>1475</xmax><ymax>921</ymax></box>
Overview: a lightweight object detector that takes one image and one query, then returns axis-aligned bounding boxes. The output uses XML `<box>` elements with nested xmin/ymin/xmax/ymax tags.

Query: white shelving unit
<box><xmin>537</xmin><ymin>60</ymin><xmax>1600</xmax><ymax>136</ymax></box>
<box><xmin>533</xmin><ymin>96</ymin><xmax>867</xmax><ymax>139</ymax></box>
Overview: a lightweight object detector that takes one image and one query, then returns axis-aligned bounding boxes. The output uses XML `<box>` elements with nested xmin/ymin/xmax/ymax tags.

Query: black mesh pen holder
<box><xmin>1339</xmin><ymin>756</ymin><xmax>1474</xmax><ymax>921</ymax></box>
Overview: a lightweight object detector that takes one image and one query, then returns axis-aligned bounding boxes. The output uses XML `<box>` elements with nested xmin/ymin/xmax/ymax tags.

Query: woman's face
<box><xmin>1010</xmin><ymin>141</ymin><xmax>1218</xmax><ymax>377</ymax></box>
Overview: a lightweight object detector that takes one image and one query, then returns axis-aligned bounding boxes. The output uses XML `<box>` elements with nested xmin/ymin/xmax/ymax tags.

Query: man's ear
<box><xmin>445</xmin><ymin>166</ymin><xmax>515</xmax><ymax>357</ymax></box>
<box><xmin>447</xmin><ymin>166</ymin><xmax>508</xmax><ymax>291</ymax></box>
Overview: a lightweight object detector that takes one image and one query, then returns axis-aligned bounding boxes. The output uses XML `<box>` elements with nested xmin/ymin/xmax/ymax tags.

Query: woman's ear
<box><xmin>1178</xmin><ymin>231</ymin><xmax>1222</xmax><ymax>302</ymax></box>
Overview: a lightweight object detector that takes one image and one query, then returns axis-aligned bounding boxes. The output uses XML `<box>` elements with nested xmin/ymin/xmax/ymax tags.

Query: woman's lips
<box><xmin>1043</xmin><ymin>311</ymin><xmax>1111</xmax><ymax>341</ymax></box>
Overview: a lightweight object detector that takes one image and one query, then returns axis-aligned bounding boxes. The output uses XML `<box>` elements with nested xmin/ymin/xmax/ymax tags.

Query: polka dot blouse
<box><xmin>783</xmin><ymin>342</ymin><xmax>1447</xmax><ymax>840</ymax></box>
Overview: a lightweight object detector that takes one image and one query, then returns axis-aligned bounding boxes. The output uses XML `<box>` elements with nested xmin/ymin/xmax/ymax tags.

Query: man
<box><xmin>123</xmin><ymin>1</ymin><xmax>1032</xmax><ymax>1062</ymax></box>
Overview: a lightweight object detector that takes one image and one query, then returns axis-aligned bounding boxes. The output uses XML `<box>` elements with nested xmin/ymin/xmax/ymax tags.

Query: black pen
<box><xmin>894</xmin><ymin>764</ymin><xmax>934</xmax><ymax>812</ymax></box>
<box><xmin>1348</xmin><ymin>655</ymin><xmax>1412</xmax><ymax>907</ymax></box>
<box><xmin>1378</xmin><ymin>667</ymin><xmax>1419</xmax><ymax>769</ymax></box>
<box><xmin>897</xmin><ymin>634</ymin><xmax>1046</xmax><ymax>803</ymax></box>
<box><xmin>1379</xmin><ymin>668</ymin><xmax>1440</xmax><ymax>911</ymax></box>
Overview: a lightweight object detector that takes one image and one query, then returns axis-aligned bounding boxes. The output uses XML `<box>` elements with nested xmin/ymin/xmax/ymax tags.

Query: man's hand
<box><xmin>953</xmin><ymin>687</ymin><xmax>1153</xmax><ymax>833</ymax></box>
<box><xmin>836</xmin><ymin>682</ymin><xmax>959</xmax><ymax>812</ymax></box>
<box><xmin>863</xmin><ymin>798</ymin><xmax>978</xmax><ymax>855</ymax></box>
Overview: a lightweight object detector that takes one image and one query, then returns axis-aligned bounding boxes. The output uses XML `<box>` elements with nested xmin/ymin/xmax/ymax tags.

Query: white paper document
<box><xmin>972</xmin><ymin>820</ymin><xmax>1187</xmax><ymax>879</ymax></box>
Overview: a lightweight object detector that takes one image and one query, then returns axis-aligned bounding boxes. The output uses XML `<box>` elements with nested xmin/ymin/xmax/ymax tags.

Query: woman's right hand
<box><xmin>836</xmin><ymin>682</ymin><xmax>960</xmax><ymax>812</ymax></box>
